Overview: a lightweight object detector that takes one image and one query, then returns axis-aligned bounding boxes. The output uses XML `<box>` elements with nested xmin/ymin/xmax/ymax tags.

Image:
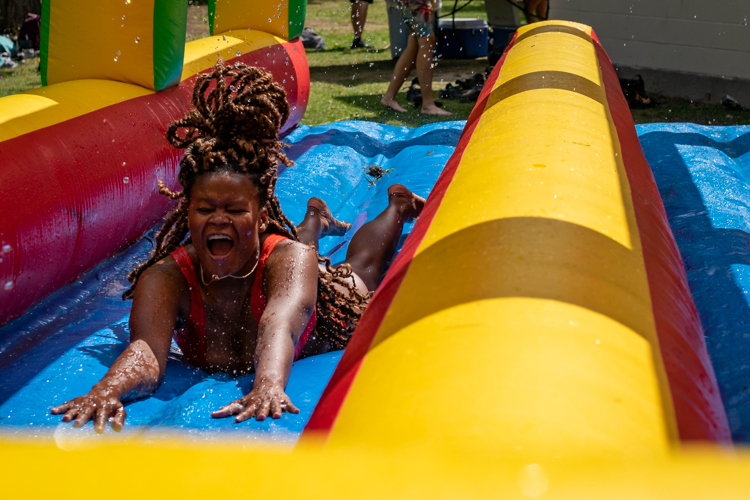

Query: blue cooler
<box><xmin>437</xmin><ymin>18</ymin><xmax>488</xmax><ymax>59</ymax></box>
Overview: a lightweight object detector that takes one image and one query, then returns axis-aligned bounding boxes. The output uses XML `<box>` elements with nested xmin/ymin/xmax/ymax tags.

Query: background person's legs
<box><xmin>381</xmin><ymin>34</ymin><xmax>418</xmax><ymax>112</ymax></box>
<box><xmin>350</xmin><ymin>0</ymin><xmax>373</xmax><ymax>48</ymax></box>
<box><xmin>415</xmin><ymin>32</ymin><xmax>451</xmax><ymax>115</ymax></box>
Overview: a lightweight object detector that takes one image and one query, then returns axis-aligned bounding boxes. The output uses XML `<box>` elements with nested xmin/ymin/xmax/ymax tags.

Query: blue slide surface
<box><xmin>1</xmin><ymin>122</ymin><xmax>749</xmax><ymax>444</ymax></box>
<box><xmin>0</xmin><ymin>121</ymin><xmax>463</xmax><ymax>444</ymax></box>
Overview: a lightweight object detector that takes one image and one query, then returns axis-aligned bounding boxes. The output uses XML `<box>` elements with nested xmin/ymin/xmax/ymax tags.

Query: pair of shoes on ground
<box><xmin>438</xmin><ymin>73</ymin><xmax>486</xmax><ymax>103</ymax></box>
<box><xmin>351</xmin><ymin>37</ymin><xmax>374</xmax><ymax>49</ymax></box>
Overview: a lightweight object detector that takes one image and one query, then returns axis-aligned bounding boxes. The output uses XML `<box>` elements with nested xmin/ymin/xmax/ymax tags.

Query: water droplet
<box><xmin>102</xmin><ymin>119</ymin><xmax>107</xmax><ymax>123</ymax></box>
<box><xmin>222</xmin><ymin>35</ymin><xmax>226</xmax><ymax>41</ymax></box>
<box><xmin>122</xmin><ymin>162</ymin><xmax>127</xmax><ymax>166</ymax></box>
<box><xmin>117</xmin><ymin>50</ymin><xmax>121</xmax><ymax>55</ymax></box>
<box><xmin>236</xmin><ymin>51</ymin><xmax>241</xmax><ymax>56</ymax></box>
<box><xmin>114</xmin><ymin>57</ymin><xmax>118</xmax><ymax>62</ymax></box>
<box><xmin>268</xmin><ymin>18</ymin><xmax>272</xmax><ymax>22</ymax></box>
<box><xmin>122</xmin><ymin>15</ymin><xmax>126</xmax><ymax>20</ymax></box>
<box><xmin>369</xmin><ymin>62</ymin><xmax>374</xmax><ymax>67</ymax></box>
<box><xmin>135</xmin><ymin>37</ymin><xmax>139</xmax><ymax>44</ymax></box>
<box><xmin>2</xmin><ymin>244</ymin><xmax>11</xmax><ymax>253</ymax></box>
<box><xmin>4</xmin><ymin>281</ymin><xmax>13</xmax><ymax>291</ymax></box>
<box><xmin>123</xmin><ymin>177</ymin><xmax>130</xmax><ymax>184</ymax></box>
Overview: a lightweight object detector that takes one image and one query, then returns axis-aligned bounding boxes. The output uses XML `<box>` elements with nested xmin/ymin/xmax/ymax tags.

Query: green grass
<box><xmin>302</xmin><ymin>0</ymin><xmax>488</xmax><ymax>127</ymax></box>
<box><xmin>0</xmin><ymin>58</ymin><xmax>41</xmax><ymax>98</ymax></box>
<box><xmin>631</xmin><ymin>98</ymin><xmax>750</xmax><ymax>126</ymax></box>
<box><xmin>1</xmin><ymin>0</ymin><xmax>748</xmax><ymax>128</ymax></box>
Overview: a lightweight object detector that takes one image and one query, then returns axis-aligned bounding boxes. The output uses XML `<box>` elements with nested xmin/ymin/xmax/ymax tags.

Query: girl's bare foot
<box><xmin>381</xmin><ymin>97</ymin><xmax>407</xmax><ymax>113</ymax></box>
<box><xmin>307</xmin><ymin>198</ymin><xmax>352</xmax><ymax>237</ymax></box>
<box><xmin>421</xmin><ymin>103</ymin><xmax>452</xmax><ymax>116</ymax></box>
<box><xmin>387</xmin><ymin>184</ymin><xmax>426</xmax><ymax>221</ymax></box>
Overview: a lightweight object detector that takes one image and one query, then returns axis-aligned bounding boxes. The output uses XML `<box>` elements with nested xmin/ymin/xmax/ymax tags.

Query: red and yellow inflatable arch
<box><xmin>0</xmin><ymin>0</ymin><xmax>309</xmax><ymax>326</ymax></box>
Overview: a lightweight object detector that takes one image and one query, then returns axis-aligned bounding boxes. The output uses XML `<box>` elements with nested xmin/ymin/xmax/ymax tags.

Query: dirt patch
<box><xmin>186</xmin><ymin>5</ymin><xmax>210</xmax><ymax>41</ymax></box>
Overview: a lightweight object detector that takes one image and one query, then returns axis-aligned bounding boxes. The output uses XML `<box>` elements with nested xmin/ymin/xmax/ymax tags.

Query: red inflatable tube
<box><xmin>594</xmin><ymin>36</ymin><xmax>730</xmax><ymax>442</ymax></box>
<box><xmin>0</xmin><ymin>38</ymin><xmax>309</xmax><ymax>327</ymax></box>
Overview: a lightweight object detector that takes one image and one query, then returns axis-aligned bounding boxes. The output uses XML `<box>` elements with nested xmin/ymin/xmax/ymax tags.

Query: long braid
<box><xmin>124</xmin><ymin>59</ymin><xmax>369</xmax><ymax>344</ymax></box>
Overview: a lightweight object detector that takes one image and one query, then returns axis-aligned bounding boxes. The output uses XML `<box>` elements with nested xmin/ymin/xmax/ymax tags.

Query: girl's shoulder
<box><xmin>264</xmin><ymin>237</ymin><xmax>318</xmax><ymax>277</ymax></box>
<box><xmin>137</xmin><ymin>246</ymin><xmax>194</xmax><ymax>297</ymax></box>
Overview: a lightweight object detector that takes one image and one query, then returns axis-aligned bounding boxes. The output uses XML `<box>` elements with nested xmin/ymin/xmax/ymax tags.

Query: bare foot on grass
<box><xmin>307</xmin><ymin>198</ymin><xmax>352</xmax><ymax>237</ymax></box>
<box><xmin>421</xmin><ymin>103</ymin><xmax>452</xmax><ymax>116</ymax></box>
<box><xmin>388</xmin><ymin>184</ymin><xmax>426</xmax><ymax>221</ymax></box>
<box><xmin>381</xmin><ymin>97</ymin><xmax>407</xmax><ymax>113</ymax></box>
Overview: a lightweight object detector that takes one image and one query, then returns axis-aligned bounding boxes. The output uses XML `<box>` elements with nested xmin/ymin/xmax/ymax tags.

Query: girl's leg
<box><xmin>343</xmin><ymin>184</ymin><xmax>425</xmax><ymax>291</ymax></box>
<box><xmin>416</xmin><ymin>32</ymin><xmax>451</xmax><ymax>116</ymax></box>
<box><xmin>297</xmin><ymin>198</ymin><xmax>351</xmax><ymax>252</ymax></box>
<box><xmin>381</xmin><ymin>34</ymin><xmax>419</xmax><ymax>112</ymax></box>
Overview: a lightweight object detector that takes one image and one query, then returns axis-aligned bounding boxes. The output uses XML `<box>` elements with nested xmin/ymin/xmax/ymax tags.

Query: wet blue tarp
<box><xmin>0</xmin><ymin>120</ymin><xmax>464</xmax><ymax>443</ymax></box>
<box><xmin>638</xmin><ymin>124</ymin><xmax>750</xmax><ymax>442</ymax></box>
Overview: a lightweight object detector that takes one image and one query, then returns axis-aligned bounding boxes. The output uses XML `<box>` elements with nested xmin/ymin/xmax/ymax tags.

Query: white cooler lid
<box><xmin>438</xmin><ymin>18</ymin><xmax>489</xmax><ymax>29</ymax></box>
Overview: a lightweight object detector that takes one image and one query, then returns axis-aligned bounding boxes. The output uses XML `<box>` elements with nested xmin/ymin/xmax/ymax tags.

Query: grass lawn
<box><xmin>1</xmin><ymin>0</ymin><xmax>748</xmax><ymax>127</ymax></box>
<box><xmin>301</xmin><ymin>0</ymin><xmax>487</xmax><ymax>127</ymax></box>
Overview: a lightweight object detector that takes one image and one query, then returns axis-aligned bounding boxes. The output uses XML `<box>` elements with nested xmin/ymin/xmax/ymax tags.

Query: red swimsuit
<box><xmin>169</xmin><ymin>233</ymin><xmax>316</xmax><ymax>368</ymax></box>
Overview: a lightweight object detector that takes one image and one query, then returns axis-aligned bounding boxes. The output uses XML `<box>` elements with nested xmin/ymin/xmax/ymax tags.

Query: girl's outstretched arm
<box><xmin>51</xmin><ymin>260</ymin><xmax>184</xmax><ymax>432</ymax></box>
<box><xmin>211</xmin><ymin>240</ymin><xmax>318</xmax><ymax>422</ymax></box>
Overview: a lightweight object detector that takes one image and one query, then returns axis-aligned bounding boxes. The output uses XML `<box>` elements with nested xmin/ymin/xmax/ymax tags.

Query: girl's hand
<box><xmin>51</xmin><ymin>388</ymin><xmax>126</xmax><ymax>433</ymax></box>
<box><xmin>211</xmin><ymin>383</ymin><xmax>300</xmax><ymax>422</ymax></box>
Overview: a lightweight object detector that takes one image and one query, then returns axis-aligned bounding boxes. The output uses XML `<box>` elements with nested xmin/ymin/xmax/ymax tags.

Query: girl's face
<box><xmin>188</xmin><ymin>171</ymin><xmax>269</xmax><ymax>280</ymax></box>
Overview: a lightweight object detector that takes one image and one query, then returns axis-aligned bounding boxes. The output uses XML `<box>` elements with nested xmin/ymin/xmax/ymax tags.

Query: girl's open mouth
<box><xmin>207</xmin><ymin>234</ymin><xmax>234</xmax><ymax>258</ymax></box>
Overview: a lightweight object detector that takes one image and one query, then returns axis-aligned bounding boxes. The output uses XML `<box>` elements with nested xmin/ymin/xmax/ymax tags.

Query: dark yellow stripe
<box><xmin>515</xmin><ymin>24</ymin><xmax>593</xmax><ymax>44</ymax></box>
<box><xmin>487</xmin><ymin>71</ymin><xmax>605</xmax><ymax>111</ymax></box>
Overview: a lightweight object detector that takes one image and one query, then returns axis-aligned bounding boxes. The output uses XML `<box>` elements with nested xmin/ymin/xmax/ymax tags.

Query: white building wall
<box><xmin>549</xmin><ymin>0</ymin><xmax>750</xmax><ymax>81</ymax></box>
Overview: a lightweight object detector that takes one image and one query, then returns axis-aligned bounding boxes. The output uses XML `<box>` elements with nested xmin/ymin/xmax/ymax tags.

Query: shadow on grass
<box><xmin>309</xmin><ymin>57</ymin><xmax>488</xmax><ymax>84</ymax></box>
<box><xmin>329</xmin><ymin>92</ymin><xmax>474</xmax><ymax>127</ymax></box>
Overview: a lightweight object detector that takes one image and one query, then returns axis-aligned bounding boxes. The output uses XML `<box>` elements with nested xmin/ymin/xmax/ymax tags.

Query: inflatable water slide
<box><xmin>1</xmin><ymin>0</ymin><xmax>749</xmax><ymax>496</ymax></box>
<box><xmin>0</xmin><ymin>0</ymin><xmax>308</xmax><ymax>326</ymax></box>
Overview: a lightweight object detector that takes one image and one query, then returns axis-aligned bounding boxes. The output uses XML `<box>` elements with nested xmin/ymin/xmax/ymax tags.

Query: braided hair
<box><xmin>123</xmin><ymin>59</ymin><xmax>369</xmax><ymax>349</ymax></box>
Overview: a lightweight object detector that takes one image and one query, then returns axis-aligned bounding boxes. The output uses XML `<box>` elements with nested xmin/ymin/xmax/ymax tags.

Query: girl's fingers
<box><xmin>235</xmin><ymin>406</ymin><xmax>256</xmax><ymax>423</ymax></box>
<box><xmin>50</xmin><ymin>402</ymin><xmax>71</xmax><ymax>415</ymax></box>
<box><xmin>94</xmin><ymin>407</ymin><xmax>109</xmax><ymax>434</ymax></box>
<box><xmin>211</xmin><ymin>401</ymin><xmax>244</xmax><ymax>418</ymax></box>
<box><xmin>73</xmin><ymin>407</ymin><xmax>95</xmax><ymax>427</ymax></box>
<box><xmin>112</xmin><ymin>406</ymin><xmax>127</xmax><ymax>432</ymax></box>
<box><xmin>62</xmin><ymin>408</ymin><xmax>79</xmax><ymax>422</ymax></box>
<box><xmin>255</xmin><ymin>401</ymin><xmax>271</xmax><ymax>421</ymax></box>
<box><xmin>284</xmin><ymin>400</ymin><xmax>300</xmax><ymax>415</ymax></box>
<box><xmin>270</xmin><ymin>400</ymin><xmax>282</xmax><ymax>419</ymax></box>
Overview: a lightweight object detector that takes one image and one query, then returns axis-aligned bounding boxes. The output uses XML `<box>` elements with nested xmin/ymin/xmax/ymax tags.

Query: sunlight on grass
<box><xmin>302</xmin><ymin>0</ymin><xmax>489</xmax><ymax>126</ymax></box>
<box><xmin>0</xmin><ymin>1</ymin><xmax>746</xmax><ymax>127</ymax></box>
<box><xmin>0</xmin><ymin>59</ymin><xmax>42</xmax><ymax>99</ymax></box>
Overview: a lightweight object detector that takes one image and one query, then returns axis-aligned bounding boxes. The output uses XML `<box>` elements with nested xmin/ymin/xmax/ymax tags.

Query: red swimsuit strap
<box><xmin>251</xmin><ymin>233</ymin><xmax>316</xmax><ymax>360</ymax></box>
<box><xmin>251</xmin><ymin>233</ymin><xmax>289</xmax><ymax>322</ymax></box>
<box><xmin>170</xmin><ymin>246</ymin><xmax>207</xmax><ymax>366</ymax></box>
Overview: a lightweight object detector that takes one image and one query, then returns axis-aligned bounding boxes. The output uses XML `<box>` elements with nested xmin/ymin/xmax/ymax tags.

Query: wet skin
<box><xmin>51</xmin><ymin>172</ymin><xmax>319</xmax><ymax>431</ymax></box>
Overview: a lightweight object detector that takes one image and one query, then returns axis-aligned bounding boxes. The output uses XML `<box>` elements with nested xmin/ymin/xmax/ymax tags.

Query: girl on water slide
<box><xmin>50</xmin><ymin>60</ymin><xmax>425</xmax><ymax>432</ymax></box>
